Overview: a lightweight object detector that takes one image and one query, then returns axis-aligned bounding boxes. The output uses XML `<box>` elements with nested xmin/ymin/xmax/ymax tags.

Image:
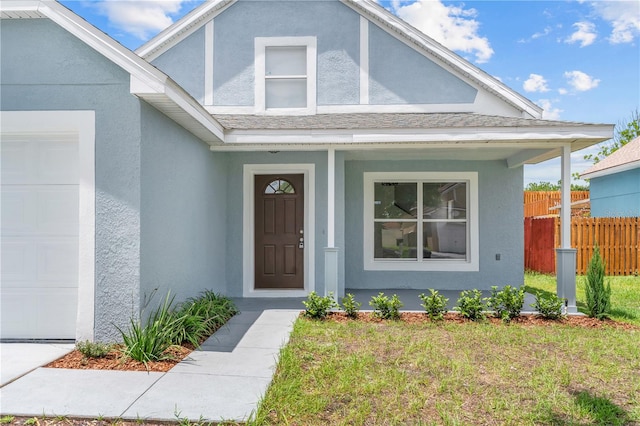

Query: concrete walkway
<box><xmin>0</xmin><ymin>309</ymin><xmax>300</xmax><ymax>423</ymax></box>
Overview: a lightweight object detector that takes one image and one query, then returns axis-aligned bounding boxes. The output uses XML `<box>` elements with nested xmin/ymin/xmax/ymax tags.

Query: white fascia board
<box><xmin>343</xmin><ymin>0</ymin><xmax>542</xmax><ymax>118</ymax></box>
<box><xmin>131</xmin><ymin>75</ymin><xmax>225</xmax><ymax>142</ymax></box>
<box><xmin>222</xmin><ymin>125</ymin><xmax>613</xmax><ymax>145</ymax></box>
<box><xmin>581</xmin><ymin>160</ymin><xmax>640</xmax><ymax>180</ymax></box>
<box><xmin>136</xmin><ymin>0</ymin><xmax>236</xmax><ymax>61</ymax></box>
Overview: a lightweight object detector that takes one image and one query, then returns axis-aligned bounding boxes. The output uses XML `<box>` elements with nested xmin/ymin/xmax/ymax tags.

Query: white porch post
<box><xmin>556</xmin><ymin>144</ymin><xmax>578</xmax><ymax>313</ymax></box>
<box><xmin>325</xmin><ymin>148</ymin><xmax>339</xmax><ymax>301</ymax></box>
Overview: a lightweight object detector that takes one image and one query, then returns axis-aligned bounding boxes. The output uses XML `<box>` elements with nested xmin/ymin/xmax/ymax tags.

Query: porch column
<box><xmin>325</xmin><ymin>147</ymin><xmax>339</xmax><ymax>301</ymax></box>
<box><xmin>557</xmin><ymin>144</ymin><xmax>578</xmax><ymax>313</ymax></box>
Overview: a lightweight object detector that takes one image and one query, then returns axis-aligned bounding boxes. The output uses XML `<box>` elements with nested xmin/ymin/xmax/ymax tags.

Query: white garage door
<box><xmin>1</xmin><ymin>136</ymin><xmax>79</xmax><ymax>339</ymax></box>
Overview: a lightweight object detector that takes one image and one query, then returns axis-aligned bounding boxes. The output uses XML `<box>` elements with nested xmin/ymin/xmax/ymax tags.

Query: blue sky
<box><xmin>60</xmin><ymin>0</ymin><xmax>640</xmax><ymax>186</ymax></box>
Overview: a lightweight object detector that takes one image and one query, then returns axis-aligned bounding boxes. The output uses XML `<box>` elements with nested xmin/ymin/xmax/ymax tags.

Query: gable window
<box><xmin>363</xmin><ymin>172</ymin><xmax>479</xmax><ymax>271</ymax></box>
<box><xmin>255</xmin><ymin>37</ymin><xmax>317</xmax><ymax>114</ymax></box>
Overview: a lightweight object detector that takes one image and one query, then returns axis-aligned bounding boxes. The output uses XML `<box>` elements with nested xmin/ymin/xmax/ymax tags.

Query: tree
<box><xmin>524</xmin><ymin>180</ymin><xmax>589</xmax><ymax>191</ymax></box>
<box><xmin>584</xmin><ymin>109</ymin><xmax>640</xmax><ymax>164</ymax></box>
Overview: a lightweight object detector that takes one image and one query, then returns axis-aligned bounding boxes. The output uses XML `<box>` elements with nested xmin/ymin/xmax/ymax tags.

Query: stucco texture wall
<box><xmin>590</xmin><ymin>169</ymin><xmax>640</xmax><ymax>217</ymax></box>
<box><xmin>344</xmin><ymin>159</ymin><xmax>524</xmax><ymax>290</ymax></box>
<box><xmin>213</xmin><ymin>0</ymin><xmax>360</xmax><ymax>106</ymax></box>
<box><xmin>140</xmin><ymin>103</ymin><xmax>228</xmax><ymax>304</ymax></box>
<box><xmin>1</xmin><ymin>19</ymin><xmax>143</xmax><ymax>340</ymax></box>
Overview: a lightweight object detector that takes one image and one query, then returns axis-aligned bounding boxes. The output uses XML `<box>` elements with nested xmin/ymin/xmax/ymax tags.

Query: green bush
<box><xmin>487</xmin><ymin>285</ymin><xmax>525</xmax><ymax>322</ymax></box>
<box><xmin>117</xmin><ymin>290</ymin><xmax>238</xmax><ymax>364</ymax></box>
<box><xmin>454</xmin><ymin>289</ymin><xmax>486</xmax><ymax>321</ymax></box>
<box><xmin>369</xmin><ymin>293</ymin><xmax>403</xmax><ymax>320</ymax></box>
<box><xmin>532</xmin><ymin>292</ymin><xmax>564</xmax><ymax>320</ymax></box>
<box><xmin>116</xmin><ymin>292</ymin><xmax>179</xmax><ymax>364</ymax></box>
<box><xmin>174</xmin><ymin>290</ymin><xmax>238</xmax><ymax>346</ymax></box>
<box><xmin>585</xmin><ymin>245</ymin><xmax>611</xmax><ymax>319</ymax></box>
<box><xmin>303</xmin><ymin>291</ymin><xmax>337</xmax><ymax>319</ymax></box>
<box><xmin>76</xmin><ymin>340</ymin><xmax>113</xmax><ymax>358</ymax></box>
<box><xmin>419</xmin><ymin>289</ymin><xmax>449</xmax><ymax>321</ymax></box>
<box><xmin>341</xmin><ymin>293</ymin><xmax>361</xmax><ymax>319</ymax></box>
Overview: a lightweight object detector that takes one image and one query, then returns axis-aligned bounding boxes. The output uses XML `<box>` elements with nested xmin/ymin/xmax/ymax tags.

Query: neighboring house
<box><xmin>581</xmin><ymin>136</ymin><xmax>640</xmax><ymax>217</ymax></box>
<box><xmin>0</xmin><ymin>0</ymin><xmax>613</xmax><ymax>341</ymax></box>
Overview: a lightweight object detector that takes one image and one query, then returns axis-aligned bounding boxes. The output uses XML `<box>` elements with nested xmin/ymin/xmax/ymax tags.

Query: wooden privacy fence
<box><xmin>525</xmin><ymin>216</ymin><xmax>640</xmax><ymax>275</ymax></box>
<box><xmin>524</xmin><ymin>191</ymin><xmax>590</xmax><ymax>218</ymax></box>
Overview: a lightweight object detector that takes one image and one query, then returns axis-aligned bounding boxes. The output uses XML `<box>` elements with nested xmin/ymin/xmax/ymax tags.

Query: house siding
<box><xmin>590</xmin><ymin>169</ymin><xmax>640</xmax><ymax>217</ymax></box>
<box><xmin>1</xmin><ymin>19</ymin><xmax>143</xmax><ymax>341</ymax></box>
<box><xmin>152</xmin><ymin>26</ymin><xmax>206</xmax><ymax>104</ymax></box>
<box><xmin>368</xmin><ymin>23</ymin><xmax>478</xmax><ymax>105</ymax></box>
<box><xmin>344</xmin><ymin>159</ymin><xmax>524</xmax><ymax>290</ymax></box>
<box><xmin>140</xmin><ymin>103</ymin><xmax>228</xmax><ymax>307</ymax></box>
<box><xmin>212</xmin><ymin>0</ymin><xmax>360</xmax><ymax>107</ymax></box>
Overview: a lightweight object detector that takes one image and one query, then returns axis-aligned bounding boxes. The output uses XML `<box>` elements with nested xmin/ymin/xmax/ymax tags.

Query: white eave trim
<box><xmin>581</xmin><ymin>160</ymin><xmax>640</xmax><ymax>180</ymax></box>
<box><xmin>342</xmin><ymin>0</ymin><xmax>543</xmax><ymax>119</ymax></box>
<box><xmin>135</xmin><ymin>0</ymin><xmax>236</xmax><ymax>61</ymax></box>
<box><xmin>219</xmin><ymin>125</ymin><xmax>613</xmax><ymax>145</ymax></box>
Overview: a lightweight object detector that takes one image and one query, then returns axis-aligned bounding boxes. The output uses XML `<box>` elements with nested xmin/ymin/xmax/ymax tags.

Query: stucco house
<box><xmin>581</xmin><ymin>136</ymin><xmax>640</xmax><ymax>217</ymax></box>
<box><xmin>0</xmin><ymin>0</ymin><xmax>613</xmax><ymax>341</ymax></box>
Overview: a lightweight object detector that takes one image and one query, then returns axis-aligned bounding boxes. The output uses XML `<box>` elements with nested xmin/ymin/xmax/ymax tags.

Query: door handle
<box><xmin>298</xmin><ymin>237</ymin><xmax>304</xmax><ymax>249</ymax></box>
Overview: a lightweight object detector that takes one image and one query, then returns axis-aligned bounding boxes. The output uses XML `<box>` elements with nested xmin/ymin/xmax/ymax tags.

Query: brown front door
<box><xmin>255</xmin><ymin>174</ymin><xmax>304</xmax><ymax>289</ymax></box>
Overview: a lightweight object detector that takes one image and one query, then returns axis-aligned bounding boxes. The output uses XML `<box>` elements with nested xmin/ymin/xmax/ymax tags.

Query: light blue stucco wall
<box><xmin>153</xmin><ymin>27</ymin><xmax>206</xmax><ymax>104</ymax></box>
<box><xmin>1</xmin><ymin>19</ymin><xmax>143</xmax><ymax>341</ymax></box>
<box><xmin>213</xmin><ymin>0</ymin><xmax>360</xmax><ymax>106</ymax></box>
<box><xmin>344</xmin><ymin>160</ymin><xmax>524</xmax><ymax>290</ymax></box>
<box><xmin>590</xmin><ymin>169</ymin><xmax>640</xmax><ymax>217</ymax></box>
<box><xmin>140</xmin><ymin>103</ymin><xmax>228</xmax><ymax>308</ymax></box>
<box><xmin>368</xmin><ymin>23</ymin><xmax>478</xmax><ymax>105</ymax></box>
<box><xmin>224</xmin><ymin>151</ymin><xmax>346</xmax><ymax>297</ymax></box>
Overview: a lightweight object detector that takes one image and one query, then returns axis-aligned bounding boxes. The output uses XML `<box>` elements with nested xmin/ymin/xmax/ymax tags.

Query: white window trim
<box><xmin>243</xmin><ymin>163</ymin><xmax>315</xmax><ymax>297</ymax></box>
<box><xmin>255</xmin><ymin>36</ymin><xmax>317</xmax><ymax>115</ymax></box>
<box><xmin>363</xmin><ymin>172</ymin><xmax>479</xmax><ymax>272</ymax></box>
<box><xmin>0</xmin><ymin>110</ymin><xmax>96</xmax><ymax>340</ymax></box>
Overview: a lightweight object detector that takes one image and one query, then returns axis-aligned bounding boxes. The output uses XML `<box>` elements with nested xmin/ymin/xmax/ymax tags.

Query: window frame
<box><xmin>363</xmin><ymin>172</ymin><xmax>479</xmax><ymax>271</ymax></box>
<box><xmin>255</xmin><ymin>36</ymin><xmax>317</xmax><ymax>115</ymax></box>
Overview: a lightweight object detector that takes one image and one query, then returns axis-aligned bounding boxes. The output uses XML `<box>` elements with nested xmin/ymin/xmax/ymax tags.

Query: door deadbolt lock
<box><xmin>299</xmin><ymin>237</ymin><xmax>304</xmax><ymax>249</ymax></box>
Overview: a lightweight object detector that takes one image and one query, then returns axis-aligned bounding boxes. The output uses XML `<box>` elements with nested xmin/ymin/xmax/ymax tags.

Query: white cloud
<box><xmin>565</xmin><ymin>21</ymin><xmax>597</xmax><ymax>47</ymax></box>
<box><xmin>523</xmin><ymin>74</ymin><xmax>550</xmax><ymax>93</ymax></box>
<box><xmin>389</xmin><ymin>0</ymin><xmax>494</xmax><ymax>63</ymax></box>
<box><xmin>558</xmin><ymin>88</ymin><xmax>568</xmax><ymax>95</ymax></box>
<box><xmin>564</xmin><ymin>70</ymin><xmax>601</xmax><ymax>91</ymax></box>
<box><xmin>590</xmin><ymin>1</ymin><xmax>640</xmax><ymax>44</ymax></box>
<box><xmin>537</xmin><ymin>99</ymin><xmax>563</xmax><ymax>120</ymax></box>
<box><xmin>96</xmin><ymin>0</ymin><xmax>191</xmax><ymax>40</ymax></box>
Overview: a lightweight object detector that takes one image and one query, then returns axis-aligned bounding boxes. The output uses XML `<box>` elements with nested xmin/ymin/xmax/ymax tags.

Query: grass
<box><xmin>524</xmin><ymin>271</ymin><xmax>640</xmax><ymax>326</ymax></box>
<box><xmin>251</xmin><ymin>316</ymin><xmax>640</xmax><ymax>425</ymax></box>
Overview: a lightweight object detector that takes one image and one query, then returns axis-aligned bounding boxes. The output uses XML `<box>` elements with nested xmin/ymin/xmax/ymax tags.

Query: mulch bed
<box><xmin>45</xmin><ymin>312</ymin><xmax>637</xmax><ymax>374</ymax></box>
<box><xmin>45</xmin><ymin>344</ymin><xmax>193</xmax><ymax>373</ymax></box>
<box><xmin>323</xmin><ymin>311</ymin><xmax>640</xmax><ymax>330</ymax></box>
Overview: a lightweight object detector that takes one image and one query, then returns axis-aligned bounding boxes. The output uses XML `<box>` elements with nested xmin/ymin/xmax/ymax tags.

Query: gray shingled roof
<box><xmin>213</xmin><ymin>113</ymin><xmax>598</xmax><ymax>131</ymax></box>
<box><xmin>581</xmin><ymin>136</ymin><xmax>640</xmax><ymax>177</ymax></box>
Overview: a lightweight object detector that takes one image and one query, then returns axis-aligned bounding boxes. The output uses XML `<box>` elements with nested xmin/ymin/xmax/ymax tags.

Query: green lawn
<box><xmin>251</xmin><ymin>273</ymin><xmax>640</xmax><ymax>425</ymax></box>
<box><xmin>524</xmin><ymin>272</ymin><xmax>640</xmax><ymax>326</ymax></box>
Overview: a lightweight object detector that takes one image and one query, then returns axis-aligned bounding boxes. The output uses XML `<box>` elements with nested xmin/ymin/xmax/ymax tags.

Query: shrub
<box><xmin>419</xmin><ymin>289</ymin><xmax>449</xmax><ymax>321</ymax></box>
<box><xmin>585</xmin><ymin>245</ymin><xmax>611</xmax><ymax>319</ymax></box>
<box><xmin>486</xmin><ymin>285</ymin><xmax>525</xmax><ymax>322</ymax></box>
<box><xmin>76</xmin><ymin>340</ymin><xmax>113</xmax><ymax>358</ymax></box>
<box><xmin>174</xmin><ymin>290</ymin><xmax>238</xmax><ymax>346</ymax></box>
<box><xmin>116</xmin><ymin>292</ymin><xmax>179</xmax><ymax>365</ymax></box>
<box><xmin>369</xmin><ymin>292</ymin><xmax>403</xmax><ymax>320</ymax></box>
<box><xmin>303</xmin><ymin>291</ymin><xmax>337</xmax><ymax>319</ymax></box>
<box><xmin>341</xmin><ymin>293</ymin><xmax>361</xmax><ymax>319</ymax></box>
<box><xmin>454</xmin><ymin>290</ymin><xmax>486</xmax><ymax>321</ymax></box>
<box><xmin>532</xmin><ymin>292</ymin><xmax>564</xmax><ymax>320</ymax></box>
